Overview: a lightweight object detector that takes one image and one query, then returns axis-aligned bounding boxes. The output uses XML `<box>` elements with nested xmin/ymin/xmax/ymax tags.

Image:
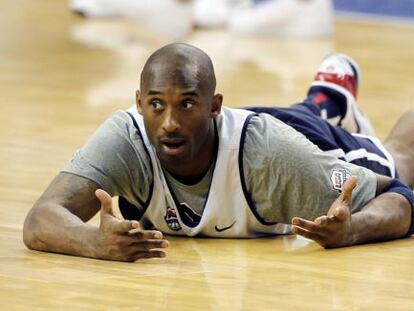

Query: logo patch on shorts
<box><xmin>164</xmin><ymin>206</ymin><xmax>182</xmax><ymax>231</ymax></box>
<box><xmin>330</xmin><ymin>169</ymin><xmax>351</xmax><ymax>193</ymax></box>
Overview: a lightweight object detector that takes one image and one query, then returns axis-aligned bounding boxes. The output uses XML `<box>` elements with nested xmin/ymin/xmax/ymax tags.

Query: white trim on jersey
<box><xmin>324</xmin><ymin>148</ymin><xmax>347</xmax><ymax>159</ymax></box>
<box><xmin>323</xmin><ymin>134</ymin><xmax>396</xmax><ymax>178</ymax></box>
<box><xmin>346</xmin><ymin>148</ymin><xmax>391</xmax><ymax>168</ymax></box>
<box><xmin>125</xmin><ymin>106</ymin><xmax>291</xmax><ymax>238</ymax></box>
<box><xmin>352</xmin><ymin>133</ymin><xmax>396</xmax><ymax>178</ymax></box>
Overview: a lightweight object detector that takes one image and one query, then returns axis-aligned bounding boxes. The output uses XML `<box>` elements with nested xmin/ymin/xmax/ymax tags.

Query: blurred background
<box><xmin>1</xmin><ymin>1</ymin><xmax>414</xmax><ymax>309</ymax></box>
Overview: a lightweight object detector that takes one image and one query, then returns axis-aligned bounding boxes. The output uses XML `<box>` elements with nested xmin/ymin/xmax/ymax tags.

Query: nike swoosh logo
<box><xmin>215</xmin><ymin>221</ymin><xmax>236</xmax><ymax>232</ymax></box>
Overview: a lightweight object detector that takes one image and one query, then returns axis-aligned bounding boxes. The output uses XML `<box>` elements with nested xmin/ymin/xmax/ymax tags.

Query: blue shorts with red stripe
<box><xmin>245</xmin><ymin>102</ymin><xmax>398</xmax><ymax>178</ymax></box>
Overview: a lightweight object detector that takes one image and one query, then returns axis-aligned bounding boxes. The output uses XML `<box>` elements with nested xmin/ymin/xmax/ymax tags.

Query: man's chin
<box><xmin>157</xmin><ymin>150</ymin><xmax>189</xmax><ymax>167</ymax></box>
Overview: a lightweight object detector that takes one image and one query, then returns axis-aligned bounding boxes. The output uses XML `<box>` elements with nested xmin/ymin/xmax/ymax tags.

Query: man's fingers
<box><xmin>128</xmin><ymin>229</ymin><xmax>164</xmax><ymax>240</ymax></box>
<box><xmin>132</xmin><ymin>250</ymin><xmax>167</xmax><ymax>261</ymax></box>
<box><xmin>291</xmin><ymin>225</ymin><xmax>323</xmax><ymax>244</ymax></box>
<box><xmin>294</xmin><ymin>215</ymin><xmax>343</xmax><ymax>233</ymax></box>
<box><xmin>332</xmin><ymin>206</ymin><xmax>350</xmax><ymax>222</ymax></box>
<box><xmin>112</xmin><ymin>219</ymin><xmax>140</xmax><ymax>234</ymax></box>
<box><xmin>315</xmin><ymin>215</ymin><xmax>329</xmax><ymax>226</ymax></box>
<box><xmin>131</xmin><ymin>239</ymin><xmax>169</xmax><ymax>250</ymax></box>
<box><xmin>340</xmin><ymin>176</ymin><xmax>357</xmax><ymax>204</ymax></box>
<box><xmin>95</xmin><ymin>189</ymin><xmax>114</xmax><ymax>215</ymax></box>
<box><xmin>292</xmin><ymin>217</ymin><xmax>319</xmax><ymax>232</ymax></box>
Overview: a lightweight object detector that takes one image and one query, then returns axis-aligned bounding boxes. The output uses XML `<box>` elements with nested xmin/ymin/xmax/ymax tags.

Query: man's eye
<box><xmin>182</xmin><ymin>101</ymin><xmax>194</xmax><ymax>109</ymax></box>
<box><xmin>150</xmin><ymin>100</ymin><xmax>163</xmax><ymax>110</ymax></box>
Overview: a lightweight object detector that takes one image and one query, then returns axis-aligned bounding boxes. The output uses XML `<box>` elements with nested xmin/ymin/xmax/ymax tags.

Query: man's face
<box><xmin>137</xmin><ymin>68</ymin><xmax>221</xmax><ymax>172</ymax></box>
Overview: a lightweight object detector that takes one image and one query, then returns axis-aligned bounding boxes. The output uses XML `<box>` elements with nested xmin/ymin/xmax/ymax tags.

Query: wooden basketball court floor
<box><xmin>1</xmin><ymin>1</ymin><xmax>414</xmax><ymax>309</ymax></box>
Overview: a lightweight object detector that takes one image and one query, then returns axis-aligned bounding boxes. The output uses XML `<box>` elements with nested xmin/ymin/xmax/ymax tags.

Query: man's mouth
<box><xmin>160</xmin><ymin>138</ymin><xmax>186</xmax><ymax>155</ymax></box>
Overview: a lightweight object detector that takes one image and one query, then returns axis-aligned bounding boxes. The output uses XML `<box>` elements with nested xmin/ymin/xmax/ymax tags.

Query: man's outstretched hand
<box><xmin>291</xmin><ymin>176</ymin><xmax>357</xmax><ymax>248</ymax></box>
<box><xmin>93</xmin><ymin>189</ymin><xmax>169</xmax><ymax>262</ymax></box>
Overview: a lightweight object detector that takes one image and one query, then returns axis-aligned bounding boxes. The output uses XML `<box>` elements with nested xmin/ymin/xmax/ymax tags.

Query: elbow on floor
<box><xmin>22</xmin><ymin>209</ymin><xmax>44</xmax><ymax>250</ymax></box>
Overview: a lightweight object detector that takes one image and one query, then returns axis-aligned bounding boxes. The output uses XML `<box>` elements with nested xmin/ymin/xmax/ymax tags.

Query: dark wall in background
<box><xmin>334</xmin><ymin>0</ymin><xmax>414</xmax><ymax>19</ymax></box>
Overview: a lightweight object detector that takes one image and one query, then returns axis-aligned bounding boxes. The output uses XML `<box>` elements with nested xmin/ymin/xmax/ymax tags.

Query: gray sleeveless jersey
<box><xmin>63</xmin><ymin>107</ymin><xmax>377</xmax><ymax>227</ymax></box>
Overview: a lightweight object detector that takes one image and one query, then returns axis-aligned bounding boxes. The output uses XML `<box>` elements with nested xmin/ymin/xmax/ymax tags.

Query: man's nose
<box><xmin>162</xmin><ymin>110</ymin><xmax>180</xmax><ymax>133</ymax></box>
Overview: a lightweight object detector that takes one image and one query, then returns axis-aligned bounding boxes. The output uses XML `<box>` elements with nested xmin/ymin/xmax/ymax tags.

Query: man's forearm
<box><xmin>23</xmin><ymin>203</ymin><xmax>99</xmax><ymax>258</ymax></box>
<box><xmin>350</xmin><ymin>192</ymin><xmax>412</xmax><ymax>245</ymax></box>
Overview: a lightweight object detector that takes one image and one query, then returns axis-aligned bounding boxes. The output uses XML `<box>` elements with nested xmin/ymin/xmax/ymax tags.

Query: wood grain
<box><xmin>1</xmin><ymin>1</ymin><xmax>414</xmax><ymax>309</ymax></box>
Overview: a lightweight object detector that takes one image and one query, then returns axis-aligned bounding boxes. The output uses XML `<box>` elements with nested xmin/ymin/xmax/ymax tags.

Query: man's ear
<box><xmin>136</xmin><ymin>90</ymin><xmax>143</xmax><ymax>114</ymax></box>
<box><xmin>211</xmin><ymin>94</ymin><xmax>223</xmax><ymax>118</ymax></box>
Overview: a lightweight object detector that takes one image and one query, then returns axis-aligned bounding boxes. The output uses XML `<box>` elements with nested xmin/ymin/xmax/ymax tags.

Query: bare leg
<box><xmin>384</xmin><ymin>109</ymin><xmax>414</xmax><ymax>189</ymax></box>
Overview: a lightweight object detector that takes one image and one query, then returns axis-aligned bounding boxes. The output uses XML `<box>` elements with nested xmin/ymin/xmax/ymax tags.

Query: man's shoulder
<box><xmin>243</xmin><ymin>110</ymin><xmax>318</xmax><ymax>159</ymax></box>
<box><xmin>98</xmin><ymin>109</ymin><xmax>142</xmax><ymax>138</ymax></box>
<box><xmin>245</xmin><ymin>111</ymin><xmax>293</xmax><ymax>139</ymax></box>
<box><xmin>82</xmin><ymin>109</ymin><xmax>147</xmax><ymax>156</ymax></box>
<box><xmin>106</xmin><ymin>109</ymin><xmax>134</xmax><ymax>128</ymax></box>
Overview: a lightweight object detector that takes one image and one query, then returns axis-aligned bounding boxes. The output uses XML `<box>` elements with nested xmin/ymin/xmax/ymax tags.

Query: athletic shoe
<box><xmin>228</xmin><ymin>0</ymin><xmax>334</xmax><ymax>38</ymax></box>
<box><xmin>308</xmin><ymin>53</ymin><xmax>376</xmax><ymax>136</ymax></box>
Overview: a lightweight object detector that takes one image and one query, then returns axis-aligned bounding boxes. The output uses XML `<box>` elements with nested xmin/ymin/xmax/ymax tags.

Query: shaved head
<box><xmin>136</xmin><ymin>43</ymin><xmax>223</xmax><ymax>181</ymax></box>
<box><xmin>140</xmin><ymin>43</ymin><xmax>216</xmax><ymax>96</ymax></box>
